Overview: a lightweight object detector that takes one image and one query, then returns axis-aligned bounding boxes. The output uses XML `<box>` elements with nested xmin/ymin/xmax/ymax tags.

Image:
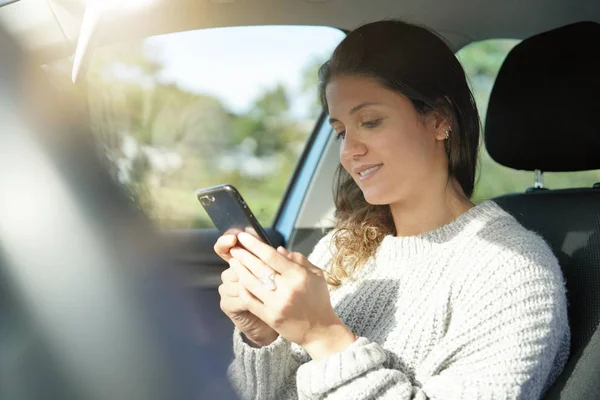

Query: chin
<box><xmin>361</xmin><ymin>189</ymin><xmax>392</xmax><ymax>206</ymax></box>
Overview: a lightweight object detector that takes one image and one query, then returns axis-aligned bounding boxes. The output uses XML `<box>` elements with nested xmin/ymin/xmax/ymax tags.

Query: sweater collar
<box><xmin>376</xmin><ymin>200</ymin><xmax>509</xmax><ymax>262</ymax></box>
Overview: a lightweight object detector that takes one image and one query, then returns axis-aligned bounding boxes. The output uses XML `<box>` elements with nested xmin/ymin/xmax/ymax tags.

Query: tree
<box><xmin>456</xmin><ymin>40</ymin><xmax>519</xmax><ymax>121</ymax></box>
<box><xmin>300</xmin><ymin>57</ymin><xmax>327</xmax><ymax>119</ymax></box>
<box><xmin>232</xmin><ymin>83</ymin><xmax>295</xmax><ymax>157</ymax></box>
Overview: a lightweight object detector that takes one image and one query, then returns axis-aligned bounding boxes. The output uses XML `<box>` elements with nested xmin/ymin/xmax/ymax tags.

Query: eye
<box><xmin>361</xmin><ymin>119</ymin><xmax>382</xmax><ymax>129</ymax></box>
<box><xmin>335</xmin><ymin>130</ymin><xmax>346</xmax><ymax>140</ymax></box>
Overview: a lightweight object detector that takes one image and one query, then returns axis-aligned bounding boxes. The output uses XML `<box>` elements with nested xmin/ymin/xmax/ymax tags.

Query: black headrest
<box><xmin>485</xmin><ymin>22</ymin><xmax>600</xmax><ymax>172</ymax></box>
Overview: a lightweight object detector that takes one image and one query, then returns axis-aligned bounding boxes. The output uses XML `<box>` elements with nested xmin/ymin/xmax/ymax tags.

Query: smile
<box><xmin>358</xmin><ymin>164</ymin><xmax>382</xmax><ymax>180</ymax></box>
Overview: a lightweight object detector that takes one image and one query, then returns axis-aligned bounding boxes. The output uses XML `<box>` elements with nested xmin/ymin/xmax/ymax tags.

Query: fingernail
<box><xmin>238</xmin><ymin>232</ymin><xmax>251</xmax><ymax>240</ymax></box>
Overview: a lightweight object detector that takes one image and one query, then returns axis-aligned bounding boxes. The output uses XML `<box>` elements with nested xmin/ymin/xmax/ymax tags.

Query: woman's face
<box><xmin>326</xmin><ymin>75</ymin><xmax>449</xmax><ymax>206</ymax></box>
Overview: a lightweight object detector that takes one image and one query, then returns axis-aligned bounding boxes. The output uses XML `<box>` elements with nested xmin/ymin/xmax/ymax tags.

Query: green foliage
<box><xmin>458</xmin><ymin>39</ymin><xmax>600</xmax><ymax>202</ymax></box>
<box><xmin>67</xmin><ymin>40</ymin><xmax>313</xmax><ymax>229</ymax></box>
<box><xmin>301</xmin><ymin>57</ymin><xmax>327</xmax><ymax>118</ymax></box>
<box><xmin>45</xmin><ymin>36</ymin><xmax>599</xmax><ymax>229</ymax></box>
<box><xmin>457</xmin><ymin>40</ymin><xmax>515</xmax><ymax>78</ymax></box>
<box><xmin>233</xmin><ymin>84</ymin><xmax>295</xmax><ymax>157</ymax></box>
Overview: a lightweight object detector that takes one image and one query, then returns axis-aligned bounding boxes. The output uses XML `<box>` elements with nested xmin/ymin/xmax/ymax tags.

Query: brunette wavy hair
<box><xmin>318</xmin><ymin>20</ymin><xmax>480</xmax><ymax>287</ymax></box>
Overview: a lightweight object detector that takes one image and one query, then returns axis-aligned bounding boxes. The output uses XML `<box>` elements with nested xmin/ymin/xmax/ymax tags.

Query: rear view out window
<box><xmin>46</xmin><ymin>26</ymin><xmax>345</xmax><ymax>228</ymax></box>
<box><xmin>457</xmin><ymin>39</ymin><xmax>600</xmax><ymax>202</ymax></box>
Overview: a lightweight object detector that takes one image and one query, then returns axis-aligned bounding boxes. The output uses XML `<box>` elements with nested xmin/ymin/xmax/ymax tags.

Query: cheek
<box><xmin>379</xmin><ymin>127</ymin><xmax>433</xmax><ymax>169</ymax></box>
<box><xmin>377</xmin><ymin>128</ymin><xmax>411</xmax><ymax>158</ymax></box>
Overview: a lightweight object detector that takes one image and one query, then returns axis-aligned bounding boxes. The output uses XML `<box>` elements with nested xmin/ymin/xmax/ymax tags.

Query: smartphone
<box><xmin>196</xmin><ymin>184</ymin><xmax>274</xmax><ymax>247</ymax></box>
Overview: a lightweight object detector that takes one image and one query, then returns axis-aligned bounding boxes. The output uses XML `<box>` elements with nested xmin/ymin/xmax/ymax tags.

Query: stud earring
<box><xmin>445</xmin><ymin>127</ymin><xmax>452</xmax><ymax>140</ymax></box>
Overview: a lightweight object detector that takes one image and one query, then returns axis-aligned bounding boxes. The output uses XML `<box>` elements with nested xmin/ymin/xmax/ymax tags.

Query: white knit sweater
<box><xmin>228</xmin><ymin>201</ymin><xmax>570</xmax><ymax>399</ymax></box>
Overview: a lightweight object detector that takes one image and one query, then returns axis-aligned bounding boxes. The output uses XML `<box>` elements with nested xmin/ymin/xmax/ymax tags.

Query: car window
<box><xmin>457</xmin><ymin>39</ymin><xmax>600</xmax><ymax>202</ymax></box>
<box><xmin>46</xmin><ymin>26</ymin><xmax>345</xmax><ymax>229</ymax></box>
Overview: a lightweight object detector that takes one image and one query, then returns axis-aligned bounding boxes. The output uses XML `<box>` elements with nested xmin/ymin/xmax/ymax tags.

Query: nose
<box><xmin>340</xmin><ymin>130</ymin><xmax>367</xmax><ymax>160</ymax></box>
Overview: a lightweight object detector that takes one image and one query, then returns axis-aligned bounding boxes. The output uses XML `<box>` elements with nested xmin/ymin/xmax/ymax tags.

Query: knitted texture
<box><xmin>227</xmin><ymin>201</ymin><xmax>570</xmax><ymax>399</ymax></box>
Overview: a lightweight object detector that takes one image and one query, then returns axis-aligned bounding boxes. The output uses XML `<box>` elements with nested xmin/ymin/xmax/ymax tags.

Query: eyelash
<box><xmin>334</xmin><ymin>119</ymin><xmax>382</xmax><ymax>140</ymax></box>
<box><xmin>335</xmin><ymin>131</ymin><xmax>346</xmax><ymax>140</ymax></box>
<box><xmin>362</xmin><ymin>119</ymin><xmax>382</xmax><ymax>129</ymax></box>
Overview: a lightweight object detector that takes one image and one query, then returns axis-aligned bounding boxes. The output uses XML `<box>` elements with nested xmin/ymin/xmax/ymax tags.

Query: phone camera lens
<box><xmin>199</xmin><ymin>195</ymin><xmax>215</xmax><ymax>206</ymax></box>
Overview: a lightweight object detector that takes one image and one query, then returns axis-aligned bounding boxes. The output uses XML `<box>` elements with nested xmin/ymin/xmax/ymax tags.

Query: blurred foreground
<box><xmin>0</xmin><ymin>25</ymin><xmax>236</xmax><ymax>400</ymax></box>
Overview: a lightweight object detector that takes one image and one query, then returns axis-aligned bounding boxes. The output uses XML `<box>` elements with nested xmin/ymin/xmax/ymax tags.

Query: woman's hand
<box><xmin>214</xmin><ymin>233</ymin><xmax>238</xmax><ymax>263</ymax></box>
<box><xmin>229</xmin><ymin>232</ymin><xmax>356</xmax><ymax>360</ymax></box>
<box><xmin>215</xmin><ymin>234</ymin><xmax>279</xmax><ymax>347</ymax></box>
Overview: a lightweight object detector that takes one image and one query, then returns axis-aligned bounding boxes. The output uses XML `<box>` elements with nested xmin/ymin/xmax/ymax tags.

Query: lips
<box><xmin>353</xmin><ymin>164</ymin><xmax>383</xmax><ymax>180</ymax></box>
<box><xmin>353</xmin><ymin>163</ymin><xmax>382</xmax><ymax>174</ymax></box>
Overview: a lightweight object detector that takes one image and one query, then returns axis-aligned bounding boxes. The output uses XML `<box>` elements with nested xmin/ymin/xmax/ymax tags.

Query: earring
<box><xmin>445</xmin><ymin>127</ymin><xmax>451</xmax><ymax>140</ymax></box>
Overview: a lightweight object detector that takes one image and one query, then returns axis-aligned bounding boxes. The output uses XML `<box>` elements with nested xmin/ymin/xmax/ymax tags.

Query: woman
<box><xmin>215</xmin><ymin>20</ymin><xmax>570</xmax><ymax>399</ymax></box>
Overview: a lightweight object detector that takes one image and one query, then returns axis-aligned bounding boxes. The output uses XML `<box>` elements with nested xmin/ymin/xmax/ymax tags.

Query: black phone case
<box><xmin>196</xmin><ymin>184</ymin><xmax>273</xmax><ymax>246</ymax></box>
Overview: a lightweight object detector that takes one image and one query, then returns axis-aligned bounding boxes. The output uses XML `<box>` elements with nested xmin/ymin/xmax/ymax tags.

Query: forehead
<box><xmin>325</xmin><ymin>75</ymin><xmax>407</xmax><ymax>116</ymax></box>
<box><xmin>325</xmin><ymin>75</ymin><xmax>384</xmax><ymax>103</ymax></box>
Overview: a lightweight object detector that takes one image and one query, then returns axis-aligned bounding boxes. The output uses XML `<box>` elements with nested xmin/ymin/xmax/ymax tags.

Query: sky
<box><xmin>145</xmin><ymin>26</ymin><xmax>345</xmax><ymax>117</ymax></box>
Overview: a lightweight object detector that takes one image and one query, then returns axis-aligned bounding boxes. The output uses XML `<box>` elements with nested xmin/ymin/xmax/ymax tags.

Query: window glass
<box><xmin>47</xmin><ymin>26</ymin><xmax>345</xmax><ymax>228</ymax></box>
<box><xmin>457</xmin><ymin>39</ymin><xmax>600</xmax><ymax>202</ymax></box>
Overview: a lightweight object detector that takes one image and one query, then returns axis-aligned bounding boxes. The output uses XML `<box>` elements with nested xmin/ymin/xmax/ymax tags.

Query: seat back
<box><xmin>493</xmin><ymin>192</ymin><xmax>600</xmax><ymax>354</ymax></box>
<box><xmin>485</xmin><ymin>22</ymin><xmax>600</xmax><ymax>399</ymax></box>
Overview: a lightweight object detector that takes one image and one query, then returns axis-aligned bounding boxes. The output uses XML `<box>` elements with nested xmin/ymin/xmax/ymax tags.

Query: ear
<box><xmin>428</xmin><ymin>110</ymin><xmax>451</xmax><ymax>141</ymax></box>
<box><xmin>432</xmin><ymin>96</ymin><xmax>455</xmax><ymax>141</ymax></box>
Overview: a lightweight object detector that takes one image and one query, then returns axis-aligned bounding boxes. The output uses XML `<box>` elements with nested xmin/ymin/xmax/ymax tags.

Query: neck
<box><xmin>389</xmin><ymin>178</ymin><xmax>474</xmax><ymax>237</ymax></box>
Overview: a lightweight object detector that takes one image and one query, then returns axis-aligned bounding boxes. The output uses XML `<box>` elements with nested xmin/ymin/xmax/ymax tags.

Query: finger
<box><xmin>220</xmin><ymin>294</ymin><xmax>246</xmax><ymax>314</ymax></box>
<box><xmin>217</xmin><ymin>234</ymin><xmax>237</xmax><ymax>248</ymax></box>
<box><xmin>231</xmin><ymin>259</ymin><xmax>278</xmax><ymax>305</ymax></box>
<box><xmin>230</xmin><ymin>247</ymin><xmax>277</xmax><ymax>280</ymax></box>
<box><xmin>214</xmin><ymin>234</ymin><xmax>238</xmax><ymax>261</ymax></box>
<box><xmin>237</xmin><ymin>232</ymin><xmax>295</xmax><ymax>274</ymax></box>
<box><xmin>218</xmin><ymin>282</ymin><xmax>239</xmax><ymax>298</ymax></box>
<box><xmin>238</xmin><ymin>285</ymin><xmax>269</xmax><ymax>322</ymax></box>
<box><xmin>290</xmin><ymin>251</ymin><xmax>319</xmax><ymax>269</ymax></box>
<box><xmin>283</xmin><ymin>252</ymin><xmax>323</xmax><ymax>281</ymax></box>
<box><xmin>288</xmin><ymin>251</ymin><xmax>305</xmax><ymax>265</ymax></box>
<box><xmin>221</xmin><ymin>266</ymin><xmax>239</xmax><ymax>283</ymax></box>
<box><xmin>278</xmin><ymin>247</ymin><xmax>299</xmax><ymax>263</ymax></box>
<box><xmin>244</xmin><ymin>226</ymin><xmax>265</xmax><ymax>241</ymax></box>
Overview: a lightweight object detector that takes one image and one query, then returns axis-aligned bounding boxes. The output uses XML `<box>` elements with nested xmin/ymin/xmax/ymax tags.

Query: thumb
<box><xmin>277</xmin><ymin>246</ymin><xmax>290</xmax><ymax>256</ymax></box>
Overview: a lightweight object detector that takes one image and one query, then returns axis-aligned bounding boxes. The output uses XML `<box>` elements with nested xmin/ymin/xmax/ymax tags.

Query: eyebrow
<box><xmin>328</xmin><ymin>102</ymin><xmax>381</xmax><ymax>124</ymax></box>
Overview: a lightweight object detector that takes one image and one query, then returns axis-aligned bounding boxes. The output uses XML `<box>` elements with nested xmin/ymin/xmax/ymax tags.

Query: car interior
<box><xmin>484</xmin><ymin>21</ymin><xmax>600</xmax><ymax>399</ymax></box>
<box><xmin>0</xmin><ymin>0</ymin><xmax>598</xmax><ymax>399</ymax></box>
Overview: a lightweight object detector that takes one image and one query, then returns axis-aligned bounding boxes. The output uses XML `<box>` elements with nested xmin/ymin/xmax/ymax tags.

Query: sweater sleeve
<box><xmin>227</xmin><ymin>328</ymin><xmax>302</xmax><ymax>400</ymax></box>
<box><xmin>295</xmin><ymin>241</ymin><xmax>570</xmax><ymax>399</ymax></box>
<box><xmin>227</xmin><ymin>229</ymin><xmax>337</xmax><ymax>400</ymax></box>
